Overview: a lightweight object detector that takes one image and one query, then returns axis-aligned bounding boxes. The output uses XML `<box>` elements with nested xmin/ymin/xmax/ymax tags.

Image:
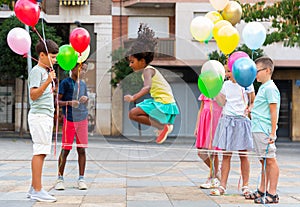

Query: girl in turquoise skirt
<box><xmin>123</xmin><ymin>24</ymin><xmax>179</xmax><ymax>144</ymax></box>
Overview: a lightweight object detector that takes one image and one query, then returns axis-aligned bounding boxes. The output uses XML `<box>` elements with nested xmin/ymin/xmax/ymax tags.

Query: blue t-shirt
<box><xmin>59</xmin><ymin>77</ymin><xmax>88</xmax><ymax>122</ymax></box>
<box><xmin>251</xmin><ymin>80</ymin><xmax>280</xmax><ymax>134</ymax></box>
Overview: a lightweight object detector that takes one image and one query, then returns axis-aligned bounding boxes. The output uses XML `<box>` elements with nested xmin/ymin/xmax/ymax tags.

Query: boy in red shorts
<box><xmin>55</xmin><ymin>62</ymin><xmax>89</xmax><ymax>190</ymax></box>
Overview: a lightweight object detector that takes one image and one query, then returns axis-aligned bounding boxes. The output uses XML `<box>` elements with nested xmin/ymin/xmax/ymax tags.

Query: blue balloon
<box><xmin>232</xmin><ymin>57</ymin><xmax>257</xmax><ymax>87</ymax></box>
<box><xmin>242</xmin><ymin>22</ymin><xmax>266</xmax><ymax>50</ymax></box>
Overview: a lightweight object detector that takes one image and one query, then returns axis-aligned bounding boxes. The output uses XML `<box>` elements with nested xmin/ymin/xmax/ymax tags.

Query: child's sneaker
<box><xmin>55</xmin><ymin>179</ymin><xmax>65</xmax><ymax>190</ymax></box>
<box><xmin>156</xmin><ymin>124</ymin><xmax>173</xmax><ymax>144</ymax></box>
<box><xmin>26</xmin><ymin>186</ymin><xmax>33</xmax><ymax>198</ymax></box>
<box><xmin>200</xmin><ymin>177</ymin><xmax>212</xmax><ymax>189</ymax></box>
<box><xmin>200</xmin><ymin>177</ymin><xmax>220</xmax><ymax>189</ymax></box>
<box><xmin>78</xmin><ymin>179</ymin><xmax>87</xmax><ymax>190</ymax></box>
<box><xmin>30</xmin><ymin>189</ymin><xmax>56</xmax><ymax>202</ymax></box>
<box><xmin>211</xmin><ymin>178</ymin><xmax>220</xmax><ymax>188</ymax></box>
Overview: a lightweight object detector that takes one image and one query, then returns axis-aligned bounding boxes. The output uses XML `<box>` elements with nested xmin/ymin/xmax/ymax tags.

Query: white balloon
<box><xmin>242</xmin><ymin>22</ymin><xmax>266</xmax><ymax>50</ymax></box>
<box><xmin>209</xmin><ymin>0</ymin><xmax>229</xmax><ymax>11</ymax></box>
<box><xmin>190</xmin><ymin>16</ymin><xmax>214</xmax><ymax>42</ymax></box>
<box><xmin>77</xmin><ymin>45</ymin><xmax>90</xmax><ymax>63</ymax></box>
<box><xmin>201</xmin><ymin>60</ymin><xmax>225</xmax><ymax>80</ymax></box>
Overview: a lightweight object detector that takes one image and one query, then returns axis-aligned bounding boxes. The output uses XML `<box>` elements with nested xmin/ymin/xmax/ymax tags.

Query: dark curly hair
<box><xmin>127</xmin><ymin>23</ymin><xmax>158</xmax><ymax>64</ymax></box>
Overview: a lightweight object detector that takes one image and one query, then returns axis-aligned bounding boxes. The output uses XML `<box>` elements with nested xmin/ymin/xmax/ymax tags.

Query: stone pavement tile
<box><xmin>127</xmin><ymin>200</ymin><xmax>173</xmax><ymax>207</ymax></box>
<box><xmin>81</xmin><ymin>203</ymin><xmax>125</xmax><ymax>207</ymax></box>
<box><xmin>82</xmin><ymin>195</ymin><xmax>125</xmax><ymax>203</ymax></box>
<box><xmin>172</xmin><ymin>200</ymin><xmax>219</xmax><ymax>207</ymax></box>
<box><xmin>34</xmin><ymin>203</ymin><xmax>80</xmax><ymax>207</ymax></box>
<box><xmin>127</xmin><ymin>191</ymin><xmax>169</xmax><ymax>201</ymax></box>
<box><xmin>0</xmin><ymin>201</ymin><xmax>34</xmax><ymax>207</ymax></box>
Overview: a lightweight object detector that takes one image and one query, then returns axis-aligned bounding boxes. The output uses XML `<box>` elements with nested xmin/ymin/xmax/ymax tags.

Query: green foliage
<box><xmin>109</xmin><ymin>47</ymin><xmax>143</xmax><ymax>94</ymax></box>
<box><xmin>0</xmin><ymin>0</ymin><xmax>14</xmax><ymax>10</ymax></box>
<box><xmin>0</xmin><ymin>16</ymin><xmax>62</xmax><ymax>80</ymax></box>
<box><xmin>208</xmin><ymin>44</ymin><xmax>264</xmax><ymax>65</ymax></box>
<box><xmin>242</xmin><ymin>0</ymin><xmax>300</xmax><ymax>47</ymax></box>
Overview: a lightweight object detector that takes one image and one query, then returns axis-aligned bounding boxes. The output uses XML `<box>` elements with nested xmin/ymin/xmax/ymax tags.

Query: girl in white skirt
<box><xmin>210</xmin><ymin>66</ymin><xmax>255</xmax><ymax>196</ymax></box>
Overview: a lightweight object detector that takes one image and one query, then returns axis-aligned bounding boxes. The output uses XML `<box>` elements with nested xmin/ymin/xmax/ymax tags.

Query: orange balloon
<box><xmin>212</xmin><ymin>20</ymin><xmax>231</xmax><ymax>40</ymax></box>
<box><xmin>216</xmin><ymin>25</ymin><xmax>240</xmax><ymax>54</ymax></box>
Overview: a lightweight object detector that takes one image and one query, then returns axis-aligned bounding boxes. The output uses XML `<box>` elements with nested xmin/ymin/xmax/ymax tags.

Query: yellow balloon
<box><xmin>212</xmin><ymin>20</ymin><xmax>231</xmax><ymax>40</ymax></box>
<box><xmin>221</xmin><ymin>1</ymin><xmax>242</xmax><ymax>26</ymax></box>
<box><xmin>216</xmin><ymin>25</ymin><xmax>239</xmax><ymax>54</ymax></box>
<box><xmin>205</xmin><ymin>11</ymin><xmax>223</xmax><ymax>24</ymax></box>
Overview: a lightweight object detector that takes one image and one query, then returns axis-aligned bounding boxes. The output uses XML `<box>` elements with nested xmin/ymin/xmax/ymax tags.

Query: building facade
<box><xmin>0</xmin><ymin>0</ymin><xmax>300</xmax><ymax>141</ymax></box>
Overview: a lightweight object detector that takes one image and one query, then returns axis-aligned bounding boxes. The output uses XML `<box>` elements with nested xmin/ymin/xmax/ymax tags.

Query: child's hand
<box><xmin>47</xmin><ymin>70</ymin><xmax>56</xmax><ymax>83</ymax></box>
<box><xmin>69</xmin><ymin>100</ymin><xmax>80</xmax><ymax>108</ymax></box>
<box><xmin>124</xmin><ymin>95</ymin><xmax>134</xmax><ymax>102</ymax></box>
<box><xmin>79</xmin><ymin>96</ymin><xmax>88</xmax><ymax>104</ymax></box>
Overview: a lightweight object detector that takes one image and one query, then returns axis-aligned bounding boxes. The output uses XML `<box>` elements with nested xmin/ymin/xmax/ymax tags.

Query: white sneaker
<box><xmin>200</xmin><ymin>178</ymin><xmax>212</xmax><ymax>189</ymax></box>
<box><xmin>55</xmin><ymin>179</ymin><xmax>65</xmax><ymax>190</ymax></box>
<box><xmin>211</xmin><ymin>178</ymin><xmax>220</xmax><ymax>188</ymax></box>
<box><xmin>30</xmin><ymin>189</ymin><xmax>56</xmax><ymax>202</ymax></box>
<box><xmin>26</xmin><ymin>186</ymin><xmax>33</xmax><ymax>198</ymax></box>
<box><xmin>78</xmin><ymin>179</ymin><xmax>87</xmax><ymax>190</ymax></box>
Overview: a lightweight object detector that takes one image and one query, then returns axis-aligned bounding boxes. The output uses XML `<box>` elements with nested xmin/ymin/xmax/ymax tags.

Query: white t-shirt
<box><xmin>221</xmin><ymin>80</ymin><xmax>254</xmax><ymax>116</ymax></box>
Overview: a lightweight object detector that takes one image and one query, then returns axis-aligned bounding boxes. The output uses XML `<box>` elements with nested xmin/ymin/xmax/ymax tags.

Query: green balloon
<box><xmin>57</xmin><ymin>45</ymin><xmax>78</xmax><ymax>71</ymax></box>
<box><xmin>198</xmin><ymin>70</ymin><xmax>223</xmax><ymax>98</ymax></box>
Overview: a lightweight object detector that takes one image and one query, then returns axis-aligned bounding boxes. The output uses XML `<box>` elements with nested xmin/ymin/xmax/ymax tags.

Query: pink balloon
<box><xmin>7</xmin><ymin>27</ymin><xmax>31</xmax><ymax>55</ymax></box>
<box><xmin>228</xmin><ymin>51</ymin><xmax>249</xmax><ymax>72</ymax></box>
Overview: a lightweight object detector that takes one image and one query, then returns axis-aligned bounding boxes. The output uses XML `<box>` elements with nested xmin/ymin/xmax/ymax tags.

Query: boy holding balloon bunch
<box><xmin>246</xmin><ymin>56</ymin><xmax>280</xmax><ymax>204</ymax></box>
<box><xmin>27</xmin><ymin>39</ymin><xmax>58</xmax><ymax>202</ymax></box>
<box><xmin>210</xmin><ymin>65</ymin><xmax>255</xmax><ymax>196</ymax></box>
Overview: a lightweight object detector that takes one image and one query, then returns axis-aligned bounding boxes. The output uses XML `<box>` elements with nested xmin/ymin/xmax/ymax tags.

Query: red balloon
<box><xmin>14</xmin><ymin>0</ymin><xmax>40</xmax><ymax>27</ymax></box>
<box><xmin>70</xmin><ymin>28</ymin><xmax>90</xmax><ymax>53</ymax></box>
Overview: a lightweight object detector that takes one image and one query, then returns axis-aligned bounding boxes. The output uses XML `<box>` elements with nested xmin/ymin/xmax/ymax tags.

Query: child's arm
<box><xmin>124</xmin><ymin>68</ymin><xmax>154</xmax><ymax>102</ymax></box>
<box><xmin>215</xmin><ymin>93</ymin><xmax>226</xmax><ymax>107</ymax></box>
<box><xmin>269</xmin><ymin>103</ymin><xmax>278</xmax><ymax>144</ymax></box>
<box><xmin>194</xmin><ymin>101</ymin><xmax>204</xmax><ymax>136</ymax></box>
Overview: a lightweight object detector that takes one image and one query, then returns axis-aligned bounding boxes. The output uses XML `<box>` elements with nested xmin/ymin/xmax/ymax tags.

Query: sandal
<box><xmin>210</xmin><ymin>186</ymin><xmax>226</xmax><ymax>196</ymax></box>
<box><xmin>245</xmin><ymin>189</ymin><xmax>265</xmax><ymax>200</ymax></box>
<box><xmin>254</xmin><ymin>192</ymin><xmax>279</xmax><ymax>204</ymax></box>
<box><xmin>241</xmin><ymin>186</ymin><xmax>251</xmax><ymax>196</ymax></box>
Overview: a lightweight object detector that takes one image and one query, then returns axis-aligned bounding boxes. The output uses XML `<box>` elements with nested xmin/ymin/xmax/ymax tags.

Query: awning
<box><xmin>59</xmin><ymin>0</ymin><xmax>89</xmax><ymax>6</ymax></box>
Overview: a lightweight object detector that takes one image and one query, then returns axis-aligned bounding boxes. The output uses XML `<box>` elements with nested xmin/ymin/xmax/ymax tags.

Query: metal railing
<box><xmin>123</xmin><ymin>38</ymin><xmax>175</xmax><ymax>59</ymax></box>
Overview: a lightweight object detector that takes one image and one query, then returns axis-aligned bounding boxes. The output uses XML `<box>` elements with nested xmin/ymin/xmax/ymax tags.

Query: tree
<box><xmin>242</xmin><ymin>0</ymin><xmax>300</xmax><ymax>47</ymax></box>
<box><xmin>0</xmin><ymin>16</ymin><xmax>62</xmax><ymax>136</ymax></box>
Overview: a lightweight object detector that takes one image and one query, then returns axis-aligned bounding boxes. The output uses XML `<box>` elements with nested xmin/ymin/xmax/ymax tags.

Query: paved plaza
<box><xmin>0</xmin><ymin>134</ymin><xmax>300</xmax><ymax>207</ymax></box>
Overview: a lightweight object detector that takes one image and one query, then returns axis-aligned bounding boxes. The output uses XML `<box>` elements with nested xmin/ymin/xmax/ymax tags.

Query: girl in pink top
<box><xmin>194</xmin><ymin>94</ymin><xmax>222</xmax><ymax>189</ymax></box>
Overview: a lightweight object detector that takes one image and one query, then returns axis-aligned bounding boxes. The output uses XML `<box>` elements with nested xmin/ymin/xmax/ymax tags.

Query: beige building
<box><xmin>1</xmin><ymin>0</ymin><xmax>300</xmax><ymax>141</ymax></box>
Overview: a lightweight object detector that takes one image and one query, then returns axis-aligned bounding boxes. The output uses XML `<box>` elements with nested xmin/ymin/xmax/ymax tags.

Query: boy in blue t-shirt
<box><xmin>247</xmin><ymin>56</ymin><xmax>280</xmax><ymax>204</ymax></box>
<box><xmin>55</xmin><ymin>63</ymin><xmax>89</xmax><ymax>191</ymax></box>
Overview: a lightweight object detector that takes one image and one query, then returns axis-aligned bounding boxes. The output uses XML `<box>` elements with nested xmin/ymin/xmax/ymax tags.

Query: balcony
<box><xmin>123</xmin><ymin>38</ymin><xmax>175</xmax><ymax>60</ymax></box>
<box><xmin>122</xmin><ymin>0</ymin><xmax>175</xmax><ymax>8</ymax></box>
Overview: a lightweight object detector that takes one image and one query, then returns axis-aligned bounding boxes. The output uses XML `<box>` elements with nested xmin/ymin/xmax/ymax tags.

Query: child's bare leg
<box><xmin>128</xmin><ymin>107</ymin><xmax>164</xmax><ymax>129</ymax></box>
<box><xmin>239</xmin><ymin>150</ymin><xmax>250</xmax><ymax>187</ymax></box>
<box><xmin>32</xmin><ymin>154</ymin><xmax>46</xmax><ymax>191</ymax></box>
<box><xmin>220</xmin><ymin>152</ymin><xmax>232</xmax><ymax>189</ymax></box>
<box><xmin>266</xmin><ymin>158</ymin><xmax>279</xmax><ymax>195</ymax></box>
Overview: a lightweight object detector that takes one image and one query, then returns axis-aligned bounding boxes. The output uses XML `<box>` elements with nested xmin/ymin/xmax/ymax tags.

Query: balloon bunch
<box><xmin>57</xmin><ymin>27</ymin><xmax>91</xmax><ymax>71</ymax></box>
<box><xmin>190</xmin><ymin>0</ymin><xmax>242</xmax><ymax>55</ymax></box>
<box><xmin>7</xmin><ymin>0</ymin><xmax>40</xmax><ymax>56</ymax></box>
<box><xmin>7</xmin><ymin>0</ymin><xmax>91</xmax><ymax>72</ymax></box>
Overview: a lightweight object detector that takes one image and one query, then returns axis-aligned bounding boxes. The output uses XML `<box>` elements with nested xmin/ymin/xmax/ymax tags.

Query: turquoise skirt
<box><xmin>137</xmin><ymin>99</ymin><xmax>179</xmax><ymax>124</ymax></box>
